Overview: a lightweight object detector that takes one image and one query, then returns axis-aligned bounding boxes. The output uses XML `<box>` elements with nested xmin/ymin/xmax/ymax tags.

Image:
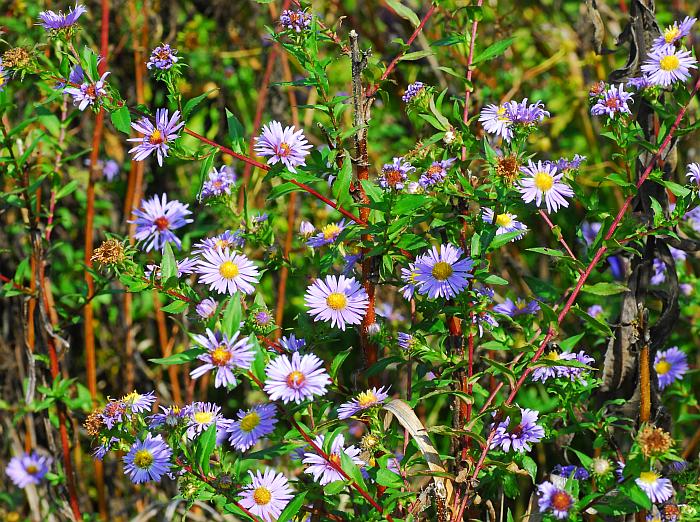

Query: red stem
<box><xmin>366</xmin><ymin>5</ymin><xmax>437</xmax><ymax>97</ymax></box>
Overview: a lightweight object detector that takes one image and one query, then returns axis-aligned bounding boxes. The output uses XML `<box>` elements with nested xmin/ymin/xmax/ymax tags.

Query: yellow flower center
<box><xmin>655</xmin><ymin>359</ymin><xmax>672</xmax><ymax>375</ymax></box>
<box><xmin>329</xmin><ymin>453</ymin><xmax>342</xmax><ymax>466</ymax></box>
<box><xmin>149</xmin><ymin>129</ymin><xmax>164</xmax><ymax>145</ymax></box>
<box><xmin>322</xmin><ymin>224</ymin><xmax>341</xmax><ymax>240</ymax></box>
<box><xmin>357</xmin><ymin>391</ymin><xmax>378</xmax><ymax>408</ymax></box>
<box><xmin>240</xmin><ymin>412</ymin><xmax>261</xmax><ymax>432</ymax></box>
<box><xmin>0</xmin><ymin>77</ymin><xmax>6</xmax><ymax>87</ymax></box>
<box><xmin>659</xmin><ymin>54</ymin><xmax>680</xmax><ymax>72</ymax></box>
<box><xmin>326</xmin><ymin>292</ymin><xmax>347</xmax><ymax>310</ymax></box>
<box><xmin>534</xmin><ymin>171</ymin><xmax>554</xmax><ymax>192</ymax></box>
<box><xmin>219</xmin><ymin>261</ymin><xmax>239</xmax><ymax>279</ymax></box>
<box><xmin>211</xmin><ymin>346</ymin><xmax>232</xmax><ymax>366</ymax></box>
<box><xmin>122</xmin><ymin>391</ymin><xmax>141</xmax><ymax>403</ymax></box>
<box><xmin>215</xmin><ymin>238</ymin><xmax>233</xmax><ymax>250</ymax></box>
<box><xmin>278</xmin><ymin>142</ymin><xmax>291</xmax><ymax>157</ymax></box>
<box><xmin>194</xmin><ymin>411</ymin><xmax>214</xmax><ymax>425</ymax></box>
<box><xmin>497</xmin><ymin>105</ymin><xmax>510</xmax><ymax>122</ymax></box>
<box><xmin>133</xmin><ymin>449</ymin><xmax>154</xmax><ymax>469</ymax></box>
<box><xmin>25</xmin><ymin>464</ymin><xmax>39</xmax><ymax>475</ymax></box>
<box><xmin>252</xmin><ymin>486</ymin><xmax>272</xmax><ymax>505</ymax></box>
<box><xmin>495</xmin><ymin>213</ymin><xmax>512</xmax><ymax>227</ymax></box>
<box><xmin>286</xmin><ymin>370</ymin><xmax>306</xmax><ymax>388</ymax></box>
<box><xmin>431</xmin><ymin>261</ymin><xmax>453</xmax><ymax>281</ymax></box>
<box><xmin>639</xmin><ymin>471</ymin><xmax>659</xmax><ymax>484</ymax></box>
<box><xmin>664</xmin><ymin>27</ymin><xmax>680</xmax><ymax>43</ymax></box>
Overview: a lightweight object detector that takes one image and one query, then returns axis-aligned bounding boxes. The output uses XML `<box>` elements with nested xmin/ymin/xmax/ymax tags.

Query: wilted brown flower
<box><xmin>92</xmin><ymin>238</ymin><xmax>125</xmax><ymax>265</ymax></box>
<box><xmin>84</xmin><ymin>410</ymin><xmax>104</xmax><ymax>436</ymax></box>
<box><xmin>496</xmin><ymin>155</ymin><xmax>520</xmax><ymax>183</ymax></box>
<box><xmin>637</xmin><ymin>425</ymin><xmax>673</xmax><ymax>458</ymax></box>
<box><xmin>589</xmin><ymin>81</ymin><xmax>606</xmax><ymax>97</ymax></box>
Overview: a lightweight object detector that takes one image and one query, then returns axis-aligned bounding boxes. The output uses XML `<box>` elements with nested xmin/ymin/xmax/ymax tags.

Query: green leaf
<box><xmin>330</xmin><ymin>346</ymin><xmax>353</xmax><ymax>378</ymax></box>
<box><xmin>182</xmin><ymin>89</ymin><xmax>216</xmax><ymax>120</ymax></box>
<box><xmin>276</xmin><ymin>490</ymin><xmax>308</xmax><ymax>521</ymax></box>
<box><xmin>323</xmin><ymin>480</ymin><xmax>346</xmax><ymax>495</ymax></box>
<box><xmin>399</xmin><ymin>50</ymin><xmax>435</xmax><ymax>62</ymax></box>
<box><xmin>160</xmin><ymin>300</ymin><xmax>189</xmax><ymax>314</ymax></box>
<box><xmin>222</xmin><ymin>295</ymin><xmax>242</xmax><ymax>337</ymax></box>
<box><xmin>225</xmin><ymin>109</ymin><xmax>246</xmax><ymax>154</ymax></box>
<box><xmin>110</xmin><ymin>106</ymin><xmax>132</xmax><ymax>134</ymax></box>
<box><xmin>385</xmin><ymin>0</ymin><xmax>420</xmax><ymax>27</ymax></box>
<box><xmin>149</xmin><ymin>348</ymin><xmax>205</xmax><ymax>365</ymax></box>
<box><xmin>161</xmin><ymin>243</ymin><xmax>177</xmax><ymax>280</ymax></box>
<box><xmin>193</xmin><ymin>423</ymin><xmax>217</xmax><ymax>474</ymax></box>
<box><xmin>376</xmin><ymin>468</ymin><xmax>404</xmax><ymax>488</ymax></box>
<box><xmin>581</xmin><ymin>282</ymin><xmax>628</xmax><ymax>296</ymax></box>
<box><xmin>526</xmin><ymin>247</ymin><xmax>565</xmax><ymax>257</ymax></box>
<box><xmin>472</xmin><ymin>37</ymin><xmax>515</xmax><ymax>66</ymax></box>
<box><xmin>332</xmin><ymin>152</ymin><xmax>353</xmax><ymax>209</ymax></box>
<box><xmin>619</xmin><ymin>481</ymin><xmax>652</xmax><ymax>509</ymax></box>
<box><xmin>660</xmin><ymin>179</ymin><xmax>691</xmax><ymax>197</ymax></box>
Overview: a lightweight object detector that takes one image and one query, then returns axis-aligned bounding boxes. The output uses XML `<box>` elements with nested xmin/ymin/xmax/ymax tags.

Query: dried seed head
<box><xmin>361</xmin><ymin>434</ymin><xmax>379</xmax><ymax>450</ymax></box>
<box><xmin>92</xmin><ymin>239</ymin><xmax>126</xmax><ymax>265</ymax></box>
<box><xmin>2</xmin><ymin>47</ymin><xmax>31</xmax><ymax>69</ymax></box>
<box><xmin>637</xmin><ymin>425</ymin><xmax>674</xmax><ymax>458</ymax></box>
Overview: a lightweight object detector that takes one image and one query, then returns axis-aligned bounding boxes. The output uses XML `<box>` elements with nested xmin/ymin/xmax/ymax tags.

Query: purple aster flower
<box><xmin>668</xmin><ymin>459</ymin><xmax>688</xmax><ymax>474</ymax></box>
<box><xmin>655</xmin><ymin>347</ymin><xmax>688</xmax><ymax>390</ymax></box>
<box><xmin>302</xmin><ymin>434</ymin><xmax>364</xmax><ymax>485</ymax></box>
<box><xmin>64</xmin><ymin>71</ymin><xmax>109</xmax><ymax>111</ymax></box>
<box><xmin>553</xmin><ymin>464</ymin><xmax>590</xmax><ymax>480</ymax></box>
<box><xmin>343</xmin><ymin>252</ymin><xmax>363</xmax><ymax>275</ymax></box>
<box><xmin>279</xmin><ymin>334</ymin><xmax>305</xmax><ymax>352</ymax></box>
<box><xmin>253</xmin><ymin>309</ymin><xmax>273</xmax><ymax>329</ymax></box>
<box><xmin>196</xmin><ymin>248</ymin><xmax>260</xmax><ymax>295</ymax></box>
<box><xmin>148</xmin><ymin>405</ymin><xmax>185</xmax><ymax>429</ymax></box>
<box><xmin>414</xmin><ymin>243</ymin><xmax>473</xmax><ymax>299</ymax></box>
<box><xmin>193</xmin><ymin>230</ymin><xmax>245</xmax><ymax>254</ymax></box>
<box><xmin>299</xmin><ymin>220</ymin><xmax>315</xmax><ymax>237</ymax></box>
<box><xmin>55</xmin><ymin>64</ymin><xmax>84</xmax><ymax>90</ymax></box>
<box><xmin>264</xmin><ymin>351</ymin><xmax>330</xmax><ymax>404</ymax></box>
<box><xmin>379</xmin><ymin>157</ymin><xmax>415</xmax><ymax>190</ymax></box>
<box><xmin>490</xmin><ymin>408</ymin><xmax>545</xmax><ymax>453</ymax></box>
<box><xmin>402</xmin><ymin>81</ymin><xmax>426</xmax><ymax>103</ymax></box>
<box><xmin>121</xmin><ymin>390</ymin><xmax>156</xmax><ymax>414</ymax></box>
<box><xmin>587</xmin><ymin>304</ymin><xmax>604</xmax><ymax>319</ymax></box>
<box><xmin>92</xmin><ymin>436</ymin><xmax>118</xmax><ymax>461</ymax></box>
<box><xmin>183</xmin><ymin>402</ymin><xmax>226</xmax><ymax>440</ymax></box>
<box><xmin>376</xmin><ymin>302</ymin><xmax>405</xmax><ymax>322</ymax></box>
<box><xmin>129</xmin><ymin>193</ymin><xmax>192</xmax><ymax>252</ymax></box>
<box><xmin>686</xmin><ymin>163</ymin><xmax>700</xmax><ymax>185</ymax></box>
<box><xmin>103</xmin><ymin>159</ymin><xmax>119</xmax><ymax>181</ymax></box>
<box><xmin>253</xmin><ymin>212</ymin><xmax>268</xmax><ymax>223</ymax></box>
<box><xmin>581</xmin><ymin>221</ymin><xmax>602</xmax><ymax>246</ymax></box>
<box><xmin>636</xmin><ymin>471</ymin><xmax>674</xmax><ymax>504</ymax></box>
<box><xmin>254</xmin><ymin>121</ymin><xmax>312</xmax><ymax>173</ymax></box>
<box><xmin>100</xmin><ymin>399</ymin><xmax>126</xmax><ymax>429</ymax></box>
<box><xmin>304</xmin><ymin>274</ymin><xmax>369</xmax><ymax>330</ymax></box>
<box><xmin>127</xmin><ymin>108</ymin><xmax>184</xmax><ymax>167</ymax></box>
<box><xmin>400</xmin><ymin>263</ymin><xmax>419</xmax><ymax>299</ymax></box>
<box><xmin>38</xmin><ymin>2</ymin><xmax>87</xmax><ymax>31</ymax></box>
<box><xmin>397</xmin><ymin>332</ymin><xmax>417</xmax><ymax>350</ymax></box>
<box><xmin>506</xmin><ymin>98</ymin><xmax>550</xmax><ymax>125</ymax></box>
<box><xmin>196</xmin><ymin>297</ymin><xmax>218</xmax><ymax>319</ymax></box>
<box><xmin>240</xmin><ymin>469</ymin><xmax>294</xmax><ymax>522</ymax></box>
<box><xmin>479</xmin><ymin>103</ymin><xmax>513</xmax><ymax>141</ymax></box>
<box><xmin>190</xmin><ymin>329</ymin><xmax>255</xmax><ymax>388</ymax></box>
<box><xmin>482</xmin><ymin>208</ymin><xmax>528</xmax><ymax>240</ymax></box>
<box><xmin>227</xmin><ymin>404</ymin><xmax>278</xmax><ymax>451</ymax></box>
<box><xmin>145</xmin><ymin>257</ymin><xmax>198</xmax><ymax>279</ymax></box>
<box><xmin>280</xmin><ymin>9</ymin><xmax>312</xmax><ymax>32</ymax></box>
<box><xmin>123</xmin><ymin>433</ymin><xmax>172</xmax><ymax>483</ymax></box>
<box><xmin>474</xmin><ymin>284</ymin><xmax>495</xmax><ymax>300</ymax></box>
<box><xmin>200</xmin><ymin>166</ymin><xmax>237</xmax><ymax>200</ymax></box>
<box><xmin>641</xmin><ymin>44</ymin><xmax>697</xmax><ymax>87</ymax></box>
<box><xmin>680</xmin><ymin>283</ymin><xmax>693</xmax><ymax>295</ymax></box>
<box><xmin>473</xmin><ymin>311</ymin><xmax>499</xmax><ymax>336</ymax></box>
<box><xmin>532</xmin><ymin>350</ymin><xmax>595</xmax><ymax>383</ymax></box>
<box><xmin>590</xmin><ymin>84</ymin><xmax>634</xmax><ymax>117</ymax></box>
<box><xmin>0</xmin><ymin>62</ymin><xmax>9</xmax><ymax>93</ymax></box>
<box><xmin>146</xmin><ymin>43</ymin><xmax>179</xmax><ymax>70</ymax></box>
<box><xmin>518</xmin><ymin>160</ymin><xmax>574</xmax><ymax>213</ymax></box>
<box><xmin>493</xmin><ymin>297</ymin><xmax>540</xmax><ymax>317</ymax></box>
<box><xmin>652</xmin><ymin>17</ymin><xmax>697</xmax><ymax>49</ymax></box>
<box><xmin>6</xmin><ymin>452</ymin><xmax>52</xmax><ymax>488</ymax></box>
<box><xmin>337</xmin><ymin>387</ymin><xmax>390</xmax><ymax>419</ymax></box>
<box><xmin>306</xmin><ymin>220</ymin><xmax>346</xmax><ymax>248</ymax></box>
<box><xmin>537</xmin><ymin>480</ymin><xmax>575</xmax><ymax>519</ymax></box>
<box><xmin>628</xmin><ymin>76</ymin><xmax>654</xmax><ymax>90</ymax></box>
<box><xmin>419</xmin><ymin>158</ymin><xmax>456</xmax><ymax>188</ymax></box>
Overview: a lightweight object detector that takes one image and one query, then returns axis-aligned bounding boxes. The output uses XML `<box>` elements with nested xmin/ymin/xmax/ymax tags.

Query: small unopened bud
<box><xmin>443</xmin><ymin>129</ymin><xmax>456</xmax><ymax>144</ymax></box>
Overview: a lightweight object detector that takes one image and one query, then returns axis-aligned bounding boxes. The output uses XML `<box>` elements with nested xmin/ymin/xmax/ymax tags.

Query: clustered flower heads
<box><xmin>402</xmin><ymin>81</ymin><xmax>426</xmax><ymax>103</ymax></box>
<box><xmin>146</xmin><ymin>43</ymin><xmax>179</xmax><ymax>70</ymax></box>
<box><xmin>279</xmin><ymin>9</ymin><xmax>312</xmax><ymax>32</ymax></box>
<box><xmin>479</xmin><ymin>98</ymin><xmax>550</xmax><ymax>142</ymax></box>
